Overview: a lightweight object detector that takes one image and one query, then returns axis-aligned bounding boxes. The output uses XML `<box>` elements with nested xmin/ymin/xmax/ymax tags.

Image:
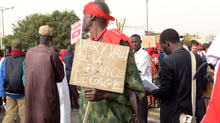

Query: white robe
<box><xmin>57</xmin><ymin>63</ymin><xmax>71</xmax><ymax>123</ymax></box>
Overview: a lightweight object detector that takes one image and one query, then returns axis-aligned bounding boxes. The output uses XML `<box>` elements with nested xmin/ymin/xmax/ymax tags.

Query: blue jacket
<box><xmin>0</xmin><ymin>58</ymin><xmax>6</xmax><ymax>97</ymax></box>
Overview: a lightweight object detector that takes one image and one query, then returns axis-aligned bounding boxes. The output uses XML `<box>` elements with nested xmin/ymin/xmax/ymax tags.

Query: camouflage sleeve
<box><xmin>108</xmin><ymin>41</ymin><xmax>145</xmax><ymax>104</ymax></box>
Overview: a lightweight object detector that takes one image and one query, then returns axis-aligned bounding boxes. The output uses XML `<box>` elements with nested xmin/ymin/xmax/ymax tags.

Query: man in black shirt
<box><xmin>145</xmin><ymin>28</ymin><xmax>206</xmax><ymax>123</ymax></box>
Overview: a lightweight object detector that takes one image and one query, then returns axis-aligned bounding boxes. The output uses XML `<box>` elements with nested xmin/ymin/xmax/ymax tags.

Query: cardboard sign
<box><xmin>142</xmin><ymin>36</ymin><xmax>156</xmax><ymax>48</ymax></box>
<box><xmin>71</xmin><ymin>20</ymin><xmax>82</xmax><ymax>44</ymax></box>
<box><xmin>156</xmin><ymin>35</ymin><xmax>160</xmax><ymax>44</ymax></box>
<box><xmin>70</xmin><ymin>40</ymin><xmax>130</xmax><ymax>93</ymax></box>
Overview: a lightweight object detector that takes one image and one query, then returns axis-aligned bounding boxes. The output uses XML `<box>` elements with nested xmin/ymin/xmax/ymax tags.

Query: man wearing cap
<box><xmin>80</xmin><ymin>2</ymin><xmax>145</xmax><ymax>123</ymax></box>
<box><xmin>25</xmin><ymin>25</ymin><xmax>64</xmax><ymax>123</ymax></box>
<box><xmin>0</xmin><ymin>39</ymin><xmax>25</xmax><ymax>123</ymax></box>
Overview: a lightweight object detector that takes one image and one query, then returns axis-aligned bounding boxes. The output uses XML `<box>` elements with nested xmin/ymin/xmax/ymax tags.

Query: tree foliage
<box><xmin>2</xmin><ymin>34</ymin><xmax>14</xmax><ymax>48</ymax></box>
<box><xmin>48</xmin><ymin>10</ymin><xmax>79</xmax><ymax>49</ymax></box>
<box><xmin>4</xmin><ymin>10</ymin><xmax>85</xmax><ymax>50</ymax></box>
<box><xmin>183</xmin><ymin>33</ymin><xmax>193</xmax><ymax>45</ymax></box>
<box><xmin>183</xmin><ymin>33</ymin><xmax>200</xmax><ymax>45</ymax></box>
<box><xmin>12</xmin><ymin>13</ymin><xmax>50</xmax><ymax>49</ymax></box>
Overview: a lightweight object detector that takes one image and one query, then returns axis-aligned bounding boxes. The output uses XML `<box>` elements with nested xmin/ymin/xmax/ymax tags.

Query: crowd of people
<box><xmin>0</xmin><ymin>1</ymin><xmax>219</xmax><ymax>123</ymax></box>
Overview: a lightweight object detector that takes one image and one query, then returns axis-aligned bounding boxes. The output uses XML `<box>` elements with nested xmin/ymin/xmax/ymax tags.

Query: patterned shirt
<box><xmin>150</xmin><ymin>56</ymin><xmax>160</xmax><ymax>86</ymax></box>
<box><xmin>79</xmin><ymin>40</ymin><xmax>145</xmax><ymax>123</ymax></box>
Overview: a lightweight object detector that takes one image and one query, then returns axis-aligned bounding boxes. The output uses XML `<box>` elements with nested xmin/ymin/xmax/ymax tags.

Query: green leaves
<box><xmin>4</xmin><ymin>10</ymin><xmax>85</xmax><ymax>50</ymax></box>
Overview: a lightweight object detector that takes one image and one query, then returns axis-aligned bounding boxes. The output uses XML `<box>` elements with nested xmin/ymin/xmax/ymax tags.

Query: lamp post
<box><xmin>0</xmin><ymin>6</ymin><xmax>14</xmax><ymax>49</ymax></box>
<box><xmin>146</xmin><ymin>0</ymin><xmax>149</xmax><ymax>35</ymax></box>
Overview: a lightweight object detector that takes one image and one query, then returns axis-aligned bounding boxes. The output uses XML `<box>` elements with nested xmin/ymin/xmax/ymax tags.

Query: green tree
<box><xmin>12</xmin><ymin>13</ymin><xmax>50</xmax><ymax>49</ymax></box>
<box><xmin>183</xmin><ymin>33</ymin><xmax>193</xmax><ymax>45</ymax></box>
<box><xmin>9</xmin><ymin>10</ymin><xmax>83</xmax><ymax>49</ymax></box>
<box><xmin>2</xmin><ymin>34</ymin><xmax>15</xmax><ymax>48</ymax></box>
<box><xmin>48</xmin><ymin>10</ymin><xmax>80</xmax><ymax>49</ymax></box>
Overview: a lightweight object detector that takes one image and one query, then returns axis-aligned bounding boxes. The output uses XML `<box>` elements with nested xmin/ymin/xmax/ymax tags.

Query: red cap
<box><xmin>197</xmin><ymin>46</ymin><xmax>202</xmax><ymax>50</ymax></box>
<box><xmin>59</xmin><ymin>49</ymin><xmax>68</xmax><ymax>62</ymax></box>
<box><xmin>156</xmin><ymin>44</ymin><xmax>162</xmax><ymax>50</ymax></box>
<box><xmin>147</xmin><ymin>48</ymin><xmax>153</xmax><ymax>56</ymax></box>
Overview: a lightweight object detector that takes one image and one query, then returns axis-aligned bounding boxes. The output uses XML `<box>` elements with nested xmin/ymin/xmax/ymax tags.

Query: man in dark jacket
<box><xmin>145</xmin><ymin>28</ymin><xmax>206</xmax><ymax>123</ymax></box>
<box><xmin>63</xmin><ymin>45</ymin><xmax>79</xmax><ymax>109</ymax></box>
<box><xmin>0</xmin><ymin>39</ymin><xmax>25</xmax><ymax>123</ymax></box>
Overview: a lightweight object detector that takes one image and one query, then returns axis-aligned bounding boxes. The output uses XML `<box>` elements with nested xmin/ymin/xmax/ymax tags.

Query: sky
<box><xmin>1</xmin><ymin>0</ymin><xmax>220</xmax><ymax>39</ymax></box>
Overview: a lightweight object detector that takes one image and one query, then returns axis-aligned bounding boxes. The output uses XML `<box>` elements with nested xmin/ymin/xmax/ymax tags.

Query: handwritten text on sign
<box><xmin>70</xmin><ymin>40</ymin><xmax>129</xmax><ymax>93</ymax></box>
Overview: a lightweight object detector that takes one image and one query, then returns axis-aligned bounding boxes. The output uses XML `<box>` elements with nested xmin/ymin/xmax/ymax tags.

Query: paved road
<box><xmin>148</xmin><ymin>108</ymin><xmax>160</xmax><ymax>123</ymax></box>
<box><xmin>71</xmin><ymin>108</ymin><xmax>160</xmax><ymax>123</ymax></box>
<box><xmin>0</xmin><ymin>107</ymin><xmax>160</xmax><ymax>123</ymax></box>
<box><xmin>0</xmin><ymin>108</ymin><xmax>5</xmax><ymax>122</ymax></box>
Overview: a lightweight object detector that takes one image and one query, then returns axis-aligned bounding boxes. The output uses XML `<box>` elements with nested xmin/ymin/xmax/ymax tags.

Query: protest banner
<box><xmin>71</xmin><ymin>20</ymin><xmax>82</xmax><ymax>44</ymax></box>
<box><xmin>70</xmin><ymin>40</ymin><xmax>129</xmax><ymax>93</ymax></box>
<box><xmin>142</xmin><ymin>36</ymin><xmax>156</xmax><ymax>48</ymax></box>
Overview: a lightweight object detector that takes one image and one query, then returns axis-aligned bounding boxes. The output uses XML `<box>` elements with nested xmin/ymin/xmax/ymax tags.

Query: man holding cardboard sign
<box><xmin>70</xmin><ymin>1</ymin><xmax>145</xmax><ymax>123</ymax></box>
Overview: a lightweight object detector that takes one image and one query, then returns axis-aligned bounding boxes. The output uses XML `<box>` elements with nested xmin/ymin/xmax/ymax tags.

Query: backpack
<box><xmin>5</xmin><ymin>55</ymin><xmax>25</xmax><ymax>93</ymax></box>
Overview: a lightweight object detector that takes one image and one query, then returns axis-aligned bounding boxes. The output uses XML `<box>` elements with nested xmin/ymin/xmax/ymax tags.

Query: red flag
<box><xmin>201</xmin><ymin>64</ymin><xmax>220</xmax><ymax>123</ymax></box>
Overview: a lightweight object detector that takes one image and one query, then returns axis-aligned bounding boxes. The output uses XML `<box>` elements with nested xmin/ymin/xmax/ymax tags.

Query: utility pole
<box><xmin>146</xmin><ymin>0</ymin><xmax>149</xmax><ymax>35</ymax></box>
<box><xmin>0</xmin><ymin>6</ymin><xmax>14</xmax><ymax>49</ymax></box>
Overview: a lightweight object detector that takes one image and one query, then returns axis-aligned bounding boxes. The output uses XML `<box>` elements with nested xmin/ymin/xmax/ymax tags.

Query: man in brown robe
<box><xmin>25</xmin><ymin>25</ymin><xmax>64</xmax><ymax>123</ymax></box>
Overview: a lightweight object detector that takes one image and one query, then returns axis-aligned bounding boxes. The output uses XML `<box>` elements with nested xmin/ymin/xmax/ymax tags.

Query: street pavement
<box><xmin>72</xmin><ymin>108</ymin><xmax>160</xmax><ymax>123</ymax></box>
<box><xmin>148</xmin><ymin>108</ymin><xmax>160</xmax><ymax>123</ymax></box>
<box><xmin>0</xmin><ymin>107</ymin><xmax>160</xmax><ymax>123</ymax></box>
